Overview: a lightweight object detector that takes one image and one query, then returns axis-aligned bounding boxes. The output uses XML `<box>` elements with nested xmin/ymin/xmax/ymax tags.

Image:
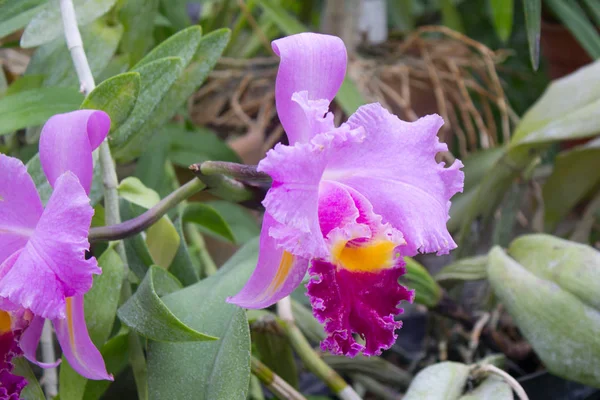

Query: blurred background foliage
<box><xmin>1</xmin><ymin>0</ymin><xmax>600</xmax><ymax>399</ymax></box>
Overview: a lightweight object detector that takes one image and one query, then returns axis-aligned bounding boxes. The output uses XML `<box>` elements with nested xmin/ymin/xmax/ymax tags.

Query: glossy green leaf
<box><xmin>26</xmin><ymin>20</ymin><xmax>122</xmax><ymax>88</ymax></box>
<box><xmin>21</xmin><ymin>0</ymin><xmax>118</xmax><ymax>48</ymax></box>
<box><xmin>59</xmin><ymin>246</ymin><xmax>124</xmax><ymax>400</ymax></box>
<box><xmin>403</xmin><ymin>362</ymin><xmax>470</xmax><ymax>400</ymax></box>
<box><xmin>118</xmin><ymin>265</ymin><xmax>217</xmax><ymax>342</ymax></box>
<box><xmin>0</xmin><ymin>0</ymin><xmax>46</xmax><ymax>39</ymax></box>
<box><xmin>169</xmin><ymin>125</ymin><xmax>240</xmax><ymax>167</ymax></box>
<box><xmin>403</xmin><ymin>257</ymin><xmax>442</xmax><ymax>307</ymax></box>
<box><xmin>488</xmin><ymin>246</ymin><xmax>600</xmax><ymax>388</ymax></box>
<box><xmin>110</xmin><ymin>57</ymin><xmax>184</xmax><ymax>158</ymax></box>
<box><xmin>13</xmin><ymin>358</ymin><xmax>45</xmax><ymax>400</ymax></box>
<box><xmin>203</xmin><ymin>201</ymin><xmax>259</xmax><ymax>244</ymax></box>
<box><xmin>118</xmin><ymin>177</ymin><xmax>161</xmax><ymax>209</ymax></box>
<box><xmin>167</xmin><ymin>217</ymin><xmax>200</xmax><ymax>287</ymax></box>
<box><xmin>81</xmin><ymin>72</ymin><xmax>140</xmax><ymax>133</ymax></box>
<box><xmin>543</xmin><ymin>138</ymin><xmax>600</xmax><ymax>231</ymax></box>
<box><xmin>508</xmin><ymin>234</ymin><xmax>600</xmax><ymax>310</ymax></box>
<box><xmin>0</xmin><ymin>87</ymin><xmax>83</xmax><ymax>135</ymax></box>
<box><xmin>184</xmin><ymin>203</ymin><xmax>235</xmax><ymax>243</ymax></box>
<box><xmin>546</xmin><ymin>0</ymin><xmax>600</xmax><ymax>60</ymax></box>
<box><xmin>118</xmin><ymin>0</ymin><xmax>159</xmax><ymax>65</ymax></box>
<box><xmin>121</xmin><ymin>29</ymin><xmax>231</xmax><ymax>162</ymax></box>
<box><xmin>435</xmin><ymin>255</ymin><xmax>488</xmax><ymax>283</ymax></box>
<box><xmin>147</xmin><ymin>239</ymin><xmax>257</xmax><ymax>400</ymax></box>
<box><xmin>522</xmin><ymin>0</ymin><xmax>541</xmax><ymax>69</ymax></box>
<box><xmin>490</xmin><ymin>0</ymin><xmax>514</xmax><ymax>42</ymax></box>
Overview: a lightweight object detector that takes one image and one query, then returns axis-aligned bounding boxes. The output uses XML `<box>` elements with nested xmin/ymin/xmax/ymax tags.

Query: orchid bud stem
<box><xmin>251</xmin><ymin>356</ymin><xmax>307</xmax><ymax>400</ymax></box>
<box><xmin>89</xmin><ymin>178</ymin><xmax>206</xmax><ymax>242</ymax></box>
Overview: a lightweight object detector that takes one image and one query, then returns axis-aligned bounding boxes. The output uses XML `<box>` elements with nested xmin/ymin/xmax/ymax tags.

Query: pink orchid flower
<box><xmin>0</xmin><ymin>110</ymin><xmax>113</xmax><ymax>394</ymax></box>
<box><xmin>228</xmin><ymin>33</ymin><xmax>464</xmax><ymax>357</ymax></box>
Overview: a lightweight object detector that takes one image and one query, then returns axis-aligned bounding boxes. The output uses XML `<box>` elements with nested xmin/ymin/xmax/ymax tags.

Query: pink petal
<box><xmin>53</xmin><ymin>296</ymin><xmax>112</xmax><ymax>380</ymax></box>
<box><xmin>0</xmin><ymin>172</ymin><xmax>100</xmax><ymax>320</ymax></box>
<box><xmin>227</xmin><ymin>214</ymin><xmax>310</xmax><ymax>309</ymax></box>
<box><xmin>326</xmin><ymin>104</ymin><xmax>464</xmax><ymax>256</ymax></box>
<box><xmin>0</xmin><ymin>155</ymin><xmax>43</xmax><ymax>265</ymax></box>
<box><xmin>20</xmin><ymin>316</ymin><xmax>61</xmax><ymax>368</ymax></box>
<box><xmin>307</xmin><ymin>260</ymin><xmax>413</xmax><ymax>356</ymax></box>
<box><xmin>272</xmin><ymin>33</ymin><xmax>347</xmax><ymax>144</ymax></box>
<box><xmin>39</xmin><ymin>110</ymin><xmax>110</xmax><ymax>194</ymax></box>
<box><xmin>259</xmin><ymin>122</ymin><xmax>364</xmax><ymax>259</ymax></box>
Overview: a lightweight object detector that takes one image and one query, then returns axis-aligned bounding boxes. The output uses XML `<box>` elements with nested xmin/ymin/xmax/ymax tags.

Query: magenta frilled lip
<box><xmin>230</xmin><ymin>32</ymin><xmax>465</xmax><ymax>357</ymax></box>
<box><xmin>0</xmin><ymin>110</ymin><xmax>113</xmax><ymax>380</ymax></box>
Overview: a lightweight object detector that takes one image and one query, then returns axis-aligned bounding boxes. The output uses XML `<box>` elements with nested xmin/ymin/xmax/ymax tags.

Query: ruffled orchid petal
<box><xmin>272</xmin><ymin>33</ymin><xmax>346</xmax><ymax>144</ymax></box>
<box><xmin>0</xmin><ymin>155</ymin><xmax>43</xmax><ymax>265</ymax></box>
<box><xmin>20</xmin><ymin>316</ymin><xmax>61</xmax><ymax>368</ymax></box>
<box><xmin>0</xmin><ymin>310</ymin><xmax>29</xmax><ymax>399</ymax></box>
<box><xmin>317</xmin><ymin>180</ymin><xmax>360</xmax><ymax>237</ymax></box>
<box><xmin>0</xmin><ymin>172</ymin><xmax>100</xmax><ymax>320</ymax></box>
<box><xmin>259</xmin><ymin>122</ymin><xmax>365</xmax><ymax>259</ymax></box>
<box><xmin>53</xmin><ymin>296</ymin><xmax>112</xmax><ymax>381</ymax></box>
<box><xmin>323</xmin><ymin>104</ymin><xmax>464</xmax><ymax>256</ymax></box>
<box><xmin>39</xmin><ymin>110</ymin><xmax>110</xmax><ymax>194</ymax></box>
<box><xmin>227</xmin><ymin>214</ymin><xmax>310</xmax><ymax>309</ymax></box>
<box><xmin>307</xmin><ymin>260</ymin><xmax>413</xmax><ymax>356</ymax></box>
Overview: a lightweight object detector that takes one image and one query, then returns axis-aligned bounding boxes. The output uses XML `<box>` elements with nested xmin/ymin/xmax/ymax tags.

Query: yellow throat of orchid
<box><xmin>331</xmin><ymin>239</ymin><xmax>398</xmax><ymax>272</ymax></box>
<box><xmin>0</xmin><ymin>311</ymin><xmax>12</xmax><ymax>334</ymax></box>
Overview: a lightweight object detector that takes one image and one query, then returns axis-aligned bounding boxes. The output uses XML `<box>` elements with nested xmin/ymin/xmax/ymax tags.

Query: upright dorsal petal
<box><xmin>272</xmin><ymin>33</ymin><xmax>347</xmax><ymax>144</ymax></box>
<box><xmin>39</xmin><ymin>110</ymin><xmax>110</xmax><ymax>194</ymax></box>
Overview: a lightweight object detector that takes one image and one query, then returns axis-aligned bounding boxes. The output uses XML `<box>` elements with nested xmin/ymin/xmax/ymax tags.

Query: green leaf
<box><xmin>120</xmin><ymin>199</ymin><xmax>155</xmax><ymax>280</ymax></box>
<box><xmin>0</xmin><ymin>0</ymin><xmax>46</xmax><ymax>39</ymax></box>
<box><xmin>146</xmin><ymin>216</ymin><xmax>181</xmax><ymax>268</ymax></box>
<box><xmin>13</xmin><ymin>358</ymin><xmax>45</xmax><ymax>400</ymax></box>
<box><xmin>337</xmin><ymin>78</ymin><xmax>366</xmax><ymax>116</ymax></box>
<box><xmin>440</xmin><ymin>0</ymin><xmax>465</xmax><ymax>33</ymax></box>
<box><xmin>508</xmin><ymin>234</ymin><xmax>600</xmax><ymax>310</ymax></box>
<box><xmin>203</xmin><ymin>201</ymin><xmax>259</xmax><ymax>244</ymax></box>
<box><xmin>184</xmin><ymin>203</ymin><xmax>235</xmax><ymax>243</ymax></box>
<box><xmin>82</xmin><ymin>332</ymin><xmax>130</xmax><ymax>400</ymax></box>
<box><xmin>169</xmin><ymin>125</ymin><xmax>240</xmax><ymax>167</ymax></box>
<box><xmin>59</xmin><ymin>246</ymin><xmax>124</xmax><ymax>400</ymax></box>
<box><xmin>147</xmin><ymin>239</ymin><xmax>257</xmax><ymax>400</ymax></box>
<box><xmin>81</xmin><ymin>72</ymin><xmax>140</xmax><ymax>133</ymax></box>
<box><xmin>120</xmin><ymin>29</ymin><xmax>231</xmax><ymax>162</ymax></box>
<box><xmin>253</xmin><ymin>328</ymin><xmax>299</xmax><ymax>389</ymax></box>
<box><xmin>134</xmin><ymin>25</ymin><xmax>203</xmax><ymax>69</ymax></box>
<box><xmin>522</xmin><ymin>0</ymin><xmax>541</xmax><ymax>69</ymax></box>
<box><xmin>118</xmin><ymin>177</ymin><xmax>162</xmax><ymax>209</ymax></box>
<box><xmin>546</xmin><ymin>0</ymin><xmax>600</xmax><ymax>60</ymax></box>
<box><xmin>543</xmin><ymin>139</ymin><xmax>600</xmax><ymax>231</ymax></box>
<box><xmin>0</xmin><ymin>87</ymin><xmax>83</xmax><ymax>135</ymax></box>
<box><xmin>403</xmin><ymin>362</ymin><xmax>470</xmax><ymax>400</ymax></box>
<box><xmin>118</xmin><ymin>0</ymin><xmax>159</xmax><ymax>65</ymax></box>
<box><xmin>21</xmin><ymin>0</ymin><xmax>118</xmax><ymax>48</ymax></box>
<box><xmin>488</xmin><ymin>246</ymin><xmax>600</xmax><ymax>388</ymax></box>
<box><xmin>435</xmin><ymin>255</ymin><xmax>488</xmax><ymax>283</ymax></box>
<box><xmin>490</xmin><ymin>0</ymin><xmax>514</xmax><ymax>42</ymax></box>
<box><xmin>582</xmin><ymin>0</ymin><xmax>600</xmax><ymax>26</ymax></box>
<box><xmin>26</xmin><ymin>20</ymin><xmax>122</xmax><ymax>88</ymax></box>
<box><xmin>110</xmin><ymin>57</ymin><xmax>184</xmax><ymax>159</ymax></box>
<box><xmin>459</xmin><ymin>376</ymin><xmax>512</xmax><ymax>400</ymax></box>
<box><xmin>159</xmin><ymin>0</ymin><xmax>191</xmax><ymax>30</ymax></box>
<box><xmin>168</xmin><ymin>217</ymin><xmax>201</xmax><ymax>287</ymax></box>
<box><xmin>5</xmin><ymin>75</ymin><xmax>44</xmax><ymax>96</ymax></box>
<box><xmin>118</xmin><ymin>265</ymin><xmax>217</xmax><ymax>342</ymax></box>
<box><xmin>403</xmin><ymin>257</ymin><xmax>442</xmax><ymax>307</ymax></box>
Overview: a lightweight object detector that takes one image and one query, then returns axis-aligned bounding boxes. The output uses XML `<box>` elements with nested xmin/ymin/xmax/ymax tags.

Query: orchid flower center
<box><xmin>331</xmin><ymin>239</ymin><xmax>398</xmax><ymax>272</ymax></box>
<box><xmin>0</xmin><ymin>311</ymin><xmax>11</xmax><ymax>333</ymax></box>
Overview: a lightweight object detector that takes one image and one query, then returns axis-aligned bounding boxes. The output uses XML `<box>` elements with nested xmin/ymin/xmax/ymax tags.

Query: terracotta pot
<box><xmin>540</xmin><ymin>19</ymin><xmax>593</xmax><ymax>80</ymax></box>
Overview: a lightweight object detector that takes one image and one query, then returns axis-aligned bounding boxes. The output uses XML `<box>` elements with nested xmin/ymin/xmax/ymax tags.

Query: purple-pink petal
<box><xmin>52</xmin><ymin>295</ymin><xmax>112</xmax><ymax>381</ymax></box>
<box><xmin>0</xmin><ymin>155</ymin><xmax>43</xmax><ymax>265</ymax></box>
<box><xmin>227</xmin><ymin>214</ymin><xmax>310</xmax><ymax>309</ymax></box>
<box><xmin>307</xmin><ymin>260</ymin><xmax>413</xmax><ymax>357</ymax></box>
<box><xmin>39</xmin><ymin>110</ymin><xmax>110</xmax><ymax>194</ymax></box>
<box><xmin>0</xmin><ymin>172</ymin><xmax>100</xmax><ymax>320</ymax></box>
<box><xmin>272</xmin><ymin>33</ymin><xmax>347</xmax><ymax>144</ymax></box>
<box><xmin>20</xmin><ymin>316</ymin><xmax>61</xmax><ymax>368</ymax></box>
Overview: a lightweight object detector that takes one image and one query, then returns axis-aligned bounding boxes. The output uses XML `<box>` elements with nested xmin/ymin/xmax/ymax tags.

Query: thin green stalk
<box><xmin>251</xmin><ymin>356</ymin><xmax>307</xmax><ymax>400</ymax></box>
<box><xmin>184</xmin><ymin>223</ymin><xmax>217</xmax><ymax>277</ymax></box>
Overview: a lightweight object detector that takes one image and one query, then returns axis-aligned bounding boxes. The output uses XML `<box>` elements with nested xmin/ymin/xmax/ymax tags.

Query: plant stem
<box><xmin>184</xmin><ymin>223</ymin><xmax>217</xmax><ymax>277</ymax></box>
<box><xmin>276</xmin><ymin>297</ymin><xmax>362</xmax><ymax>400</ymax></box>
<box><xmin>89</xmin><ymin>179</ymin><xmax>206</xmax><ymax>242</ymax></box>
<box><xmin>40</xmin><ymin>320</ymin><xmax>58</xmax><ymax>398</ymax></box>
<box><xmin>471</xmin><ymin>364</ymin><xmax>529</xmax><ymax>400</ymax></box>
<box><xmin>251</xmin><ymin>356</ymin><xmax>307</xmax><ymax>400</ymax></box>
<box><xmin>59</xmin><ymin>1</ymin><xmax>146</xmax><ymax>397</ymax></box>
